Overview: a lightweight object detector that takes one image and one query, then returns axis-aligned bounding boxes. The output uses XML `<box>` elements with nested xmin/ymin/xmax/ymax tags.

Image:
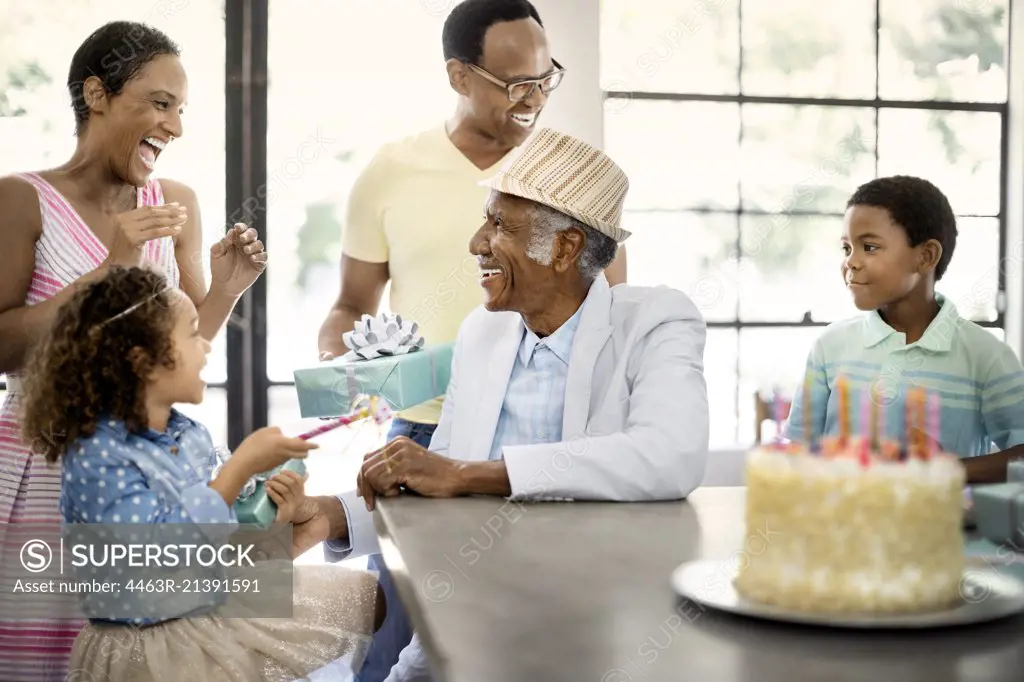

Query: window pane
<box><xmin>738</xmin><ymin>328</ymin><xmax>821</xmax><ymax>445</ymax></box>
<box><xmin>879</xmin><ymin>0</ymin><xmax>1009</xmax><ymax>102</ymax></box>
<box><xmin>621</xmin><ymin>211</ymin><xmax>738</xmax><ymax>322</ymax></box>
<box><xmin>177</xmin><ymin>388</ymin><xmax>227</xmax><ymax>450</ymax></box>
<box><xmin>704</xmin><ymin>329</ymin><xmax>738</xmax><ymax>449</ymax></box>
<box><xmin>605</xmin><ymin>101</ymin><xmax>740</xmax><ymax>211</ymax></box>
<box><xmin>740</xmin><ymin>0</ymin><xmax>875</xmax><ymax>98</ymax></box>
<box><xmin>266</xmin><ymin>1</ymin><xmax>453</xmax><ymax>381</ymax></box>
<box><xmin>600</xmin><ymin>0</ymin><xmax>739</xmax><ymax>95</ymax></box>
<box><xmin>740</xmin><ymin>104</ymin><xmax>875</xmax><ymax>213</ymax></box>
<box><xmin>0</xmin><ymin>1</ymin><xmax>228</xmax><ymax>383</ymax></box>
<box><xmin>878</xmin><ymin>109</ymin><xmax>1001</xmax><ymax>216</ymax></box>
<box><xmin>938</xmin><ymin>217</ymin><xmax>999</xmax><ymax>322</ymax></box>
<box><xmin>738</xmin><ymin>214</ymin><xmax>858</xmax><ymax>322</ymax></box>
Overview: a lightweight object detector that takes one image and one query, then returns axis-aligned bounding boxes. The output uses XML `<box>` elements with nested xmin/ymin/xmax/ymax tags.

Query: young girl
<box><xmin>20</xmin><ymin>266</ymin><xmax>384</xmax><ymax>681</ymax></box>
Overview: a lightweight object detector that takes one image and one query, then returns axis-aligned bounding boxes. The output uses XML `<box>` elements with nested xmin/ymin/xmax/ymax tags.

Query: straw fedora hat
<box><xmin>479</xmin><ymin>128</ymin><xmax>631</xmax><ymax>243</ymax></box>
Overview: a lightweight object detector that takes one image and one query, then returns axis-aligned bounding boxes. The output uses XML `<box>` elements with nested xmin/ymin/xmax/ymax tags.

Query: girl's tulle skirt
<box><xmin>66</xmin><ymin>564</ymin><xmax>380</xmax><ymax>682</ymax></box>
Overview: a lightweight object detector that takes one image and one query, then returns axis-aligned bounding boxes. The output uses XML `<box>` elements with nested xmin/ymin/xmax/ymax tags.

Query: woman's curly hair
<box><xmin>21</xmin><ymin>266</ymin><xmax>179</xmax><ymax>463</ymax></box>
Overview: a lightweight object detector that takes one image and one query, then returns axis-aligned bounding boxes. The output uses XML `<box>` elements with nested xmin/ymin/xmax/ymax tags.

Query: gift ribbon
<box><xmin>345</xmin><ymin>364</ymin><xmax>357</xmax><ymax>408</ymax></box>
<box><xmin>429</xmin><ymin>347</ymin><xmax>438</xmax><ymax>396</ymax></box>
<box><xmin>210</xmin><ymin>447</ymin><xmax>264</xmax><ymax>501</ymax></box>
<box><xmin>340</xmin><ymin>351</ymin><xmax>408</xmax><ymax>408</ymax></box>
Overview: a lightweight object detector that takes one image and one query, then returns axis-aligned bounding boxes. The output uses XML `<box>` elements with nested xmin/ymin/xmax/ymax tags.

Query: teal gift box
<box><xmin>233</xmin><ymin>459</ymin><xmax>307</xmax><ymax>529</ymax></box>
<box><xmin>970</xmin><ymin>483</ymin><xmax>1024</xmax><ymax>548</ymax></box>
<box><xmin>293</xmin><ymin>343</ymin><xmax>454</xmax><ymax>418</ymax></box>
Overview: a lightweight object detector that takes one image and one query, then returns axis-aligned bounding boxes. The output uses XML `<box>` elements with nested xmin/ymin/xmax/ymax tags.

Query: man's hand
<box><xmin>291</xmin><ymin>496</ymin><xmax>345</xmax><ymax>558</ymax></box>
<box><xmin>356</xmin><ymin>437</ymin><xmax>463</xmax><ymax>511</ymax></box>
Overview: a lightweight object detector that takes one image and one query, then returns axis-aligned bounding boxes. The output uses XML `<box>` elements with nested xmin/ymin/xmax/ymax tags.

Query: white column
<box><xmin>1004</xmin><ymin>2</ymin><xmax>1024</xmax><ymax>360</ymax></box>
<box><xmin>532</xmin><ymin>0</ymin><xmax>604</xmax><ymax>149</ymax></box>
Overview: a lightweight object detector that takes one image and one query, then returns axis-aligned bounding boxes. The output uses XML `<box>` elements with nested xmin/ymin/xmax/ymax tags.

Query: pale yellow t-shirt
<box><xmin>342</xmin><ymin>124</ymin><xmax>513</xmax><ymax>424</ymax></box>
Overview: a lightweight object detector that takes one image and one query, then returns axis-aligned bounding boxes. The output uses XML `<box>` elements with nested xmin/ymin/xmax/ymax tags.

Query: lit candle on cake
<box><xmin>876</xmin><ymin>391</ymin><xmax>893</xmax><ymax>458</ymax></box>
<box><xmin>909</xmin><ymin>388</ymin><xmax>926</xmax><ymax>460</ymax></box>
<box><xmin>773</xmin><ymin>388</ymin><xmax>785</xmax><ymax>447</ymax></box>
<box><xmin>859</xmin><ymin>389</ymin><xmax>871</xmax><ymax>467</ymax></box>
<box><xmin>902</xmin><ymin>386</ymin><xmax>913</xmax><ymax>460</ymax></box>
<box><xmin>907</xmin><ymin>388</ymin><xmax>917</xmax><ymax>459</ymax></box>
<box><xmin>803</xmin><ymin>372</ymin><xmax>813</xmax><ymax>452</ymax></box>
<box><xmin>837</xmin><ymin>375</ymin><xmax>850</xmax><ymax>445</ymax></box>
<box><xmin>869</xmin><ymin>385</ymin><xmax>879</xmax><ymax>449</ymax></box>
<box><xmin>927</xmin><ymin>391</ymin><xmax>940</xmax><ymax>460</ymax></box>
<box><xmin>919</xmin><ymin>389</ymin><xmax>928</xmax><ymax>459</ymax></box>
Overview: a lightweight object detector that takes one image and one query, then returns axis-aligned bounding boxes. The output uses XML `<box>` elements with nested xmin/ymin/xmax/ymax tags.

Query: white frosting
<box><xmin>734</xmin><ymin>446</ymin><xmax>966</xmax><ymax>613</ymax></box>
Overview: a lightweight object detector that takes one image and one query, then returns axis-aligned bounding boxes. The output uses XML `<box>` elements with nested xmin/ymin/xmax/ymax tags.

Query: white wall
<box><xmin>531</xmin><ymin>0</ymin><xmax>604</xmax><ymax>149</ymax></box>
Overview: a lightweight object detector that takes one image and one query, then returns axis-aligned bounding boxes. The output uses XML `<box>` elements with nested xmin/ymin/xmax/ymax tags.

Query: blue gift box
<box><xmin>293</xmin><ymin>343</ymin><xmax>454</xmax><ymax>418</ymax></box>
<box><xmin>970</xmin><ymin>483</ymin><xmax>1024</xmax><ymax>548</ymax></box>
<box><xmin>233</xmin><ymin>458</ymin><xmax>308</xmax><ymax>529</ymax></box>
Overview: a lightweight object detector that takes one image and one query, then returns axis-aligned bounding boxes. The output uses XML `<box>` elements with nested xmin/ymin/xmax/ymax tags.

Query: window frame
<box><xmin>601</xmin><ymin>0</ymin><xmax>1011</xmax><ymax>444</ymax></box>
<box><xmin>2</xmin><ymin>0</ymin><xmax>1011</xmax><ymax>450</ymax></box>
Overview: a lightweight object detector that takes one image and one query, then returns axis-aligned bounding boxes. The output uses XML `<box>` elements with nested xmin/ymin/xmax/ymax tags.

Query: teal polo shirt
<box><xmin>785</xmin><ymin>294</ymin><xmax>1024</xmax><ymax>458</ymax></box>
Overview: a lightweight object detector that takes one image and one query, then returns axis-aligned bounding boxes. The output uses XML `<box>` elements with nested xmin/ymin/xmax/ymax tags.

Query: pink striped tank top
<box><xmin>0</xmin><ymin>173</ymin><xmax>180</xmax><ymax>681</ymax></box>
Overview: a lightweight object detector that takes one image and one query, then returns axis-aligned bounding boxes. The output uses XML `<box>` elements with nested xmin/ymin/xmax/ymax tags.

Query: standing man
<box><xmin>316</xmin><ymin>2</ymin><xmax>625</xmax><ymax>680</ymax></box>
<box><xmin>298</xmin><ymin>127</ymin><xmax>702</xmax><ymax>681</ymax></box>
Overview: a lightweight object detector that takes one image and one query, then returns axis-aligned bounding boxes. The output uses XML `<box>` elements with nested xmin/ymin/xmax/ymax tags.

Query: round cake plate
<box><xmin>671</xmin><ymin>558</ymin><xmax>1024</xmax><ymax>629</ymax></box>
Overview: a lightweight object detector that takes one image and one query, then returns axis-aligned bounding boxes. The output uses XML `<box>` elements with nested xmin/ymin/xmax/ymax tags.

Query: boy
<box><xmin>786</xmin><ymin>175</ymin><xmax>1024</xmax><ymax>483</ymax></box>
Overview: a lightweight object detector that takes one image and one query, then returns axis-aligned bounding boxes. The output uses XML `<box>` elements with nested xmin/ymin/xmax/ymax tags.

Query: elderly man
<box><xmin>295</xmin><ymin>128</ymin><xmax>709</xmax><ymax>681</ymax></box>
<box><xmin>317</xmin><ymin>4</ymin><xmax>627</xmax><ymax>679</ymax></box>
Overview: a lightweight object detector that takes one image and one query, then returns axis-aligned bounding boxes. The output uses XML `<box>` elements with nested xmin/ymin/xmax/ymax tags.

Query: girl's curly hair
<box><xmin>21</xmin><ymin>266</ymin><xmax>179</xmax><ymax>463</ymax></box>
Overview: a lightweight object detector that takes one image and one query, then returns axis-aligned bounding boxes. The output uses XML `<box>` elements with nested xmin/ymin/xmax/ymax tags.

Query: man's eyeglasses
<box><xmin>466</xmin><ymin>59</ymin><xmax>566</xmax><ymax>103</ymax></box>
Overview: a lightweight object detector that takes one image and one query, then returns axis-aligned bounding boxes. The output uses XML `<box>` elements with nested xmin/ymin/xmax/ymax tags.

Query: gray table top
<box><xmin>374</xmin><ymin>487</ymin><xmax>1024</xmax><ymax>682</ymax></box>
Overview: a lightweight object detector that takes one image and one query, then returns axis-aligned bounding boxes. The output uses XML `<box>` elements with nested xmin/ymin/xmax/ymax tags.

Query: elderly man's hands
<box><xmin>356</xmin><ymin>437</ymin><xmax>464</xmax><ymax>510</ymax></box>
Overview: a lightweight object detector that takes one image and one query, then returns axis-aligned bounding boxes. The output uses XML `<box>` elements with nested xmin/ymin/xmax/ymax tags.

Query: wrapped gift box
<box><xmin>293</xmin><ymin>343</ymin><xmax>454</xmax><ymax>418</ymax></box>
<box><xmin>970</xmin><ymin>482</ymin><xmax>1024</xmax><ymax>548</ymax></box>
<box><xmin>234</xmin><ymin>458</ymin><xmax>308</xmax><ymax>529</ymax></box>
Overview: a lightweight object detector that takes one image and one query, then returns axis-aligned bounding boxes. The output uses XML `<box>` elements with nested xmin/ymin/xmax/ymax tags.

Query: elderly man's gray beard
<box><xmin>525</xmin><ymin>203</ymin><xmax>619</xmax><ymax>280</ymax></box>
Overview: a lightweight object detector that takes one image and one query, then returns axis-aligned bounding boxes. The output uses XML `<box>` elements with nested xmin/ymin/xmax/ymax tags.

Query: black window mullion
<box><xmin>225</xmin><ymin>0</ymin><xmax>269</xmax><ymax>448</ymax></box>
<box><xmin>705</xmin><ymin>320</ymin><xmax>1004</xmax><ymax>329</ymax></box>
<box><xmin>601</xmin><ymin>91</ymin><xmax>1006</xmax><ymax>113</ymax></box>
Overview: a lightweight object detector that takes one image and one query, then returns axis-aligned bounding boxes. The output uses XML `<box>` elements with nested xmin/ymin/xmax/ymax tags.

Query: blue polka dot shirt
<box><xmin>60</xmin><ymin>409</ymin><xmax>236</xmax><ymax>625</ymax></box>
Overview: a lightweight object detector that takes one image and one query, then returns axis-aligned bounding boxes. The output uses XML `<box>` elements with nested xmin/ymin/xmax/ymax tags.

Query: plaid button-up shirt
<box><xmin>489</xmin><ymin>306</ymin><xmax>583</xmax><ymax>461</ymax></box>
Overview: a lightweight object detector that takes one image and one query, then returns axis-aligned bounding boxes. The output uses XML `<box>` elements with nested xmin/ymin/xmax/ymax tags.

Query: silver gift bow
<box><xmin>341</xmin><ymin>312</ymin><xmax>425</xmax><ymax>361</ymax></box>
<box><xmin>208</xmin><ymin>448</ymin><xmax>294</xmax><ymax>501</ymax></box>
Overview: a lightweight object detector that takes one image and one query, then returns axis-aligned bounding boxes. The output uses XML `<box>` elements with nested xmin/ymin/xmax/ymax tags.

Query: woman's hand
<box><xmin>107</xmin><ymin>203</ymin><xmax>188</xmax><ymax>266</ymax></box>
<box><xmin>210</xmin><ymin>223</ymin><xmax>267</xmax><ymax>297</ymax></box>
<box><xmin>267</xmin><ymin>469</ymin><xmax>309</xmax><ymax>524</ymax></box>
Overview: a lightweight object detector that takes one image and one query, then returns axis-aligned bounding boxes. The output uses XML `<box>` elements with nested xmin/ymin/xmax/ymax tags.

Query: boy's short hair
<box><xmin>846</xmin><ymin>175</ymin><xmax>958</xmax><ymax>281</ymax></box>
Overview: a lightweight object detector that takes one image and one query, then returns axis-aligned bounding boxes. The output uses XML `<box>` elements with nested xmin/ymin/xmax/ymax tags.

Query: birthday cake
<box><xmin>733</xmin><ymin>384</ymin><xmax>966</xmax><ymax>614</ymax></box>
